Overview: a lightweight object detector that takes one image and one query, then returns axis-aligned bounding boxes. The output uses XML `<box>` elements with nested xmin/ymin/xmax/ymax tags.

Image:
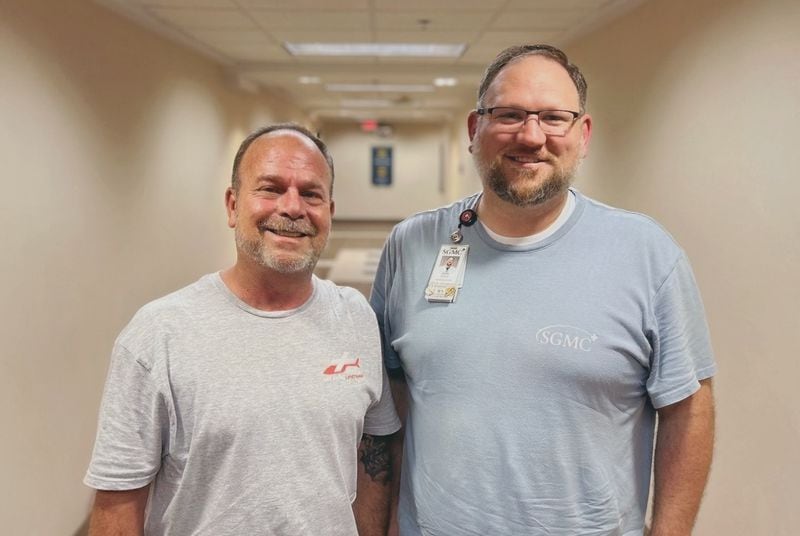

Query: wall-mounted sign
<box><xmin>371</xmin><ymin>146</ymin><xmax>393</xmax><ymax>186</ymax></box>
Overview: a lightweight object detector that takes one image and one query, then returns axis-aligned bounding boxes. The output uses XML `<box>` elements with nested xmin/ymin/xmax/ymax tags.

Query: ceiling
<box><xmin>96</xmin><ymin>0</ymin><xmax>645</xmax><ymax>124</ymax></box>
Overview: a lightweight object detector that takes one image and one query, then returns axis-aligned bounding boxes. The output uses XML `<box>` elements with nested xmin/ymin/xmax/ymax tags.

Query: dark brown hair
<box><xmin>477</xmin><ymin>44</ymin><xmax>588</xmax><ymax>112</ymax></box>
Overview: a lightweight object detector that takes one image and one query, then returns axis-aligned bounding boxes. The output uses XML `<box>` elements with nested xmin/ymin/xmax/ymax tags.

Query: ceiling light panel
<box><xmin>434</xmin><ymin>78</ymin><xmax>458</xmax><ymax>87</ymax></box>
<box><xmin>326</xmin><ymin>83</ymin><xmax>434</xmax><ymax>92</ymax></box>
<box><xmin>286</xmin><ymin>43</ymin><xmax>466</xmax><ymax>58</ymax></box>
<box><xmin>376</xmin><ymin>56</ymin><xmax>458</xmax><ymax>66</ymax></box>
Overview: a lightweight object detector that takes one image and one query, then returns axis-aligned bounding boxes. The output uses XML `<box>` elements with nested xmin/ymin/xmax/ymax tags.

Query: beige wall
<box><xmin>567</xmin><ymin>0</ymin><xmax>800</xmax><ymax>532</ymax></box>
<box><xmin>320</xmin><ymin>121</ymin><xmax>449</xmax><ymax>220</ymax></box>
<box><xmin>0</xmin><ymin>1</ymin><xmax>308</xmax><ymax>533</ymax></box>
<box><xmin>446</xmin><ymin>109</ymin><xmax>483</xmax><ymax>202</ymax></box>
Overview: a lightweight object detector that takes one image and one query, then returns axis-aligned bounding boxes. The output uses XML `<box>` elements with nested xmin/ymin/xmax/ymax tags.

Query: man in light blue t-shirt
<box><xmin>86</xmin><ymin>124</ymin><xmax>400</xmax><ymax>535</ymax></box>
<box><xmin>371</xmin><ymin>45</ymin><xmax>715</xmax><ymax>536</ymax></box>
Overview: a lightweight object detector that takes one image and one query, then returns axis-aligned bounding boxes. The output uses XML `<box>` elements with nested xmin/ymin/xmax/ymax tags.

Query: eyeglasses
<box><xmin>476</xmin><ymin>107</ymin><xmax>581</xmax><ymax>137</ymax></box>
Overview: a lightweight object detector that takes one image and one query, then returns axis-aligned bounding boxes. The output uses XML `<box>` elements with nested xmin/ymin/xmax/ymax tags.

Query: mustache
<box><xmin>473</xmin><ymin>143</ymin><xmax>552</xmax><ymax>164</ymax></box>
<box><xmin>257</xmin><ymin>216</ymin><xmax>318</xmax><ymax>237</ymax></box>
<box><xmin>504</xmin><ymin>148</ymin><xmax>552</xmax><ymax>161</ymax></box>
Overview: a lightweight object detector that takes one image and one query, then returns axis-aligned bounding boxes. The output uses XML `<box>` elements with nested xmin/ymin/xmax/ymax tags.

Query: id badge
<box><xmin>425</xmin><ymin>245</ymin><xmax>469</xmax><ymax>303</ymax></box>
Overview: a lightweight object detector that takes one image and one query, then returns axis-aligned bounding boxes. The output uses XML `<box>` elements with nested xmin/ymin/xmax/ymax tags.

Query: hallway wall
<box><xmin>320</xmin><ymin>121</ymin><xmax>450</xmax><ymax>220</ymax></box>
<box><xmin>0</xmin><ymin>1</ymin><xmax>308</xmax><ymax>533</ymax></box>
<box><xmin>447</xmin><ymin>110</ymin><xmax>483</xmax><ymax>202</ymax></box>
<box><xmin>567</xmin><ymin>0</ymin><xmax>800</xmax><ymax>532</ymax></box>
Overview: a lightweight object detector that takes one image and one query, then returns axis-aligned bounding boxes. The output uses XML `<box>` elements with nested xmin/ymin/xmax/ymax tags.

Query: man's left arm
<box><xmin>353</xmin><ymin>432</ymin><xmax>394</xmax><ymax>536</ymax></box>
<box><xmin>650</xmin><ymin>378</ymin><xmax>715</xmax><ymax>536</ymax></box>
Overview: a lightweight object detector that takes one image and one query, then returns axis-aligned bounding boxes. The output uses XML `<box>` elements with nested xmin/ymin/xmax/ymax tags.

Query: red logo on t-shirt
<box><xmin>323</xmin><ymin>357</ymin><xmax>361</xmax><ymax>375</ymax></box>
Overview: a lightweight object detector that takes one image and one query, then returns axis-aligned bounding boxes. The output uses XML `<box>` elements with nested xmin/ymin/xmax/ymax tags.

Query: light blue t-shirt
<box><xmin>370</xmin><ymin>190</ymin><xmax>715</xmax><ymax>536</ymax></box>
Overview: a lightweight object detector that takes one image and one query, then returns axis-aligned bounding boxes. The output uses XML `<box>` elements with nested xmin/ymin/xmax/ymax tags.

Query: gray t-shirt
<box><xmin>85</xmin><ymin>273</ymin><xmax>401</xmax><ymax>535</ymax></box>
<box><xmin>371</xmin><ymin>190</ymin><xmax>716</xmax><ymax>536</ymax></box>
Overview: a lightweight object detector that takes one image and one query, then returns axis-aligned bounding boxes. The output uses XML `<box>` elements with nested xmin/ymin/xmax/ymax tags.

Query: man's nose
<box><xmin>277</xmin><ymin>189</ymin><xmax>304</xmax><ymax>219</ymax></box>
<box><xmin>515</xmin><ymin>116</ymin><xmax>548</xmax><ymax>147</ymax></box>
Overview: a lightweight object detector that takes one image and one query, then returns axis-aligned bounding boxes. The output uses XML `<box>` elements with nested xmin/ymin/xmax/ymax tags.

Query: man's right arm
<box><xmin>88</xmin><ymin>486</ymin><xmax>150</xmax><ymax>536</ymax></box>
<box><xmin>386</xmin><ymin>367</ymin><xmax>408</xmax><ymax>536</ymax></box>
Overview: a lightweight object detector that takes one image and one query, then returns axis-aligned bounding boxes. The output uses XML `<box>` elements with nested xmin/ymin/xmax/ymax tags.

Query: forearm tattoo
<box><xmin>359</xmin><ymin>434</ymin><xmax>392</xmax><ymax>485</ymax></box>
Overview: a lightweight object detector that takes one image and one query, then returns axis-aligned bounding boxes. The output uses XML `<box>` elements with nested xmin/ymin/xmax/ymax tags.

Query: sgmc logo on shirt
<box><xmin>536</xmin><ymin>325</ymin><xmax>598</xmax><ymax>352</ymax></box>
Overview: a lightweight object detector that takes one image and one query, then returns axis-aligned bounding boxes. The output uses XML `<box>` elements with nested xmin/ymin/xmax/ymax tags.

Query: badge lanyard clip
<box><xmin>450</xmin><ymin>208</ymin><xmax>478</xmax><ymax>243</ymax></box>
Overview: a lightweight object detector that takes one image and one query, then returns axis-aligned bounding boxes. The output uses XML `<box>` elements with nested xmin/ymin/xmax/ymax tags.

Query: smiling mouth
<box><xmin>258</xmin><ymin>222</ymin><xmax>315</xmax><ymax>239</ymax></box>
<box><xmin>266</xmin><ymin>228</ymin><xmax>306</xmax><ymax>238</ymax></box>
<box><xmin>507</xmin><ymin>155</ymin><xmax>546</xmax><ymax>164</ymax></box>
<box><xmin>257</xmin><ymin>217</ymin><xmax>317</xmax><ymax>238</ymax></box>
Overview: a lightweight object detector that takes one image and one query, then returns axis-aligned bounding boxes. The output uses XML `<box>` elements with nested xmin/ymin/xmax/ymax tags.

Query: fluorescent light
<box><xmin>284</xmin><ymin>42</ymin><xmax>466</xmax><ymax>58</ymax></box>
<box><xmin>326</xmin><ymin>83</ymin><xmax>433</xmax><ymax>93</ymax></box>
<box><xmin>434</xmin><ymin>77</ymin><xmax>458</xmax><ymax>87</ymax></box>
<box><xmin>298</xmin><ymin>76</ymin><xmax>321</xmax><ymax>84</ymax></box>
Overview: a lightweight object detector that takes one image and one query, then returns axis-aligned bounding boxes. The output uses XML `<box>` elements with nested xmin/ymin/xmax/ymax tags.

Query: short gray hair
<box><xmin>231</xmin><ymin>123</ymin><xmax>335</xmax><ymax>194</ymax></box>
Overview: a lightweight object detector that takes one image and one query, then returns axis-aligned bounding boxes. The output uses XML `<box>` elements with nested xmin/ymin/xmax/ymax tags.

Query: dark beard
<box><xmin>484</xmin><ymin>160</ymin><xmax>574</xmax><ymax>208</ymax></box>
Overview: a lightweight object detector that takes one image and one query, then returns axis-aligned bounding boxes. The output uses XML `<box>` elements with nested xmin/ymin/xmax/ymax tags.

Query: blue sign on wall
<box><xmin>371</xmin><ymin>146</ymin><xmax>393</xmax><ymax>186</ymax></box>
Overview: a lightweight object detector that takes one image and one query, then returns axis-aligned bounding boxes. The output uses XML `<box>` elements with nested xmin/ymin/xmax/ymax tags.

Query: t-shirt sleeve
<box><xmin>84</xmin><ymin>341</ymin><xmax>171</xmax><ymax>490</ymax></box>
<box><xmin>370</xmin><ymin>232</ymin><xmax>402</xmax><ymax>371</ymax></box>
<box><xmin>363</xmin><ymin>363</ymin><xmax>402</xmax><ymax>436</ymax></box>
<box><xmin>646</xmin><ymin>254</ymin><xmax>717</xmax><ymax>409</ymax></box>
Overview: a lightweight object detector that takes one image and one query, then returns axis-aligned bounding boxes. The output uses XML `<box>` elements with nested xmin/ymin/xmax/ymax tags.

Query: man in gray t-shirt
<box><xmin>85</xmin><ymin>124</ymin><xmax>401</xmax><ymax>535</ymax></box>
<box><xmin>371</xmin><ymin>45</ymin><xmax>715</xmax><ymax>536</ymax></box>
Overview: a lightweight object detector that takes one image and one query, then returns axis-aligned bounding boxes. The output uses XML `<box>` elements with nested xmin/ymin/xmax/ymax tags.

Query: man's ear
<box><xmin>225</xmin><ymin>187</ymin><xmax>237</xmax><ymax>229</ymax></box>
<box><xmin>579</xmin><ymin>113</ymin><xmax>593</xmax><ymax>159</ymax></box>
<box><xmin>329</xmin><ymin>200</ymin><xmax>335</xmax><ymax>219</ymax></box>
<box><xmin>467</xmin><ymin>111</ymin><xmax>479</xmax><ymax>142</ymax></box>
